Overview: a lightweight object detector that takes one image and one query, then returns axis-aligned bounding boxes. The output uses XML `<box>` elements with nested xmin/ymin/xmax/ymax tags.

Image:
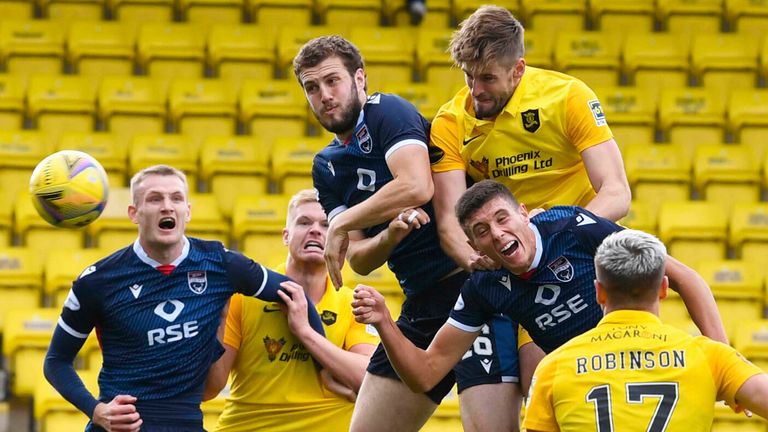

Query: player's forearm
<box><xmin>583</xmin><ymin>183</ymin><xmax>631</xmax><ymax>222</ymax></box>
<box><xmin>667</xmin><ymin>257</ymin><xmax>728</xmax><ymax>343</ymax></box>
<box><xmin>44</xmin><ymin>328</ymin><xmax>99</xmax><ymax>417</ymax></box>
<box><xmin>347</xmin><ymin>232</ymin><xmax>399</xmax><ymax>275</ymax></box>
<box><xmin>203</xmin><ymin>361</ymin><xmax>228</xmax><ymax>401</ymax></box>
<box><xmin>374</xmin><ymin>315</ymin><xmax>442</xmax><ymax>393</ymax></box>
<box><xmin>437</xmin><ymin>218</ymin><xmax>475</xmax><ymax>272</ymax></box>
<box><xmin>294</xmin><ymin>330</ymin><xmax>370</xmax><ymax>392</ymax></box>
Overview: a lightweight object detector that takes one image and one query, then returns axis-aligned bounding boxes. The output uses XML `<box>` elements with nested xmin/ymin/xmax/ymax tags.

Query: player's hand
<box><xmin>387</xmin><ymin>208</ymin><xmax>429</xmax><ymax>244</ymax></box>
<box><xmin>277</xmin><ymin>281</ymin><xmax>312</xmax><ymax>338</ymax></box>
<box><xmin>468</xmin><ymin>250</ymin><xmax>500</xmax><ymax>272</ymax></box>
<box><xmin>352</xmin><ymin>284</ymin><xmax>389</xmax><ymax>326</ymax></box>
<box><xmin>324</xmin><ymin>219</ymin><xmax>349</xmax><ymax>290</ymax></box>
<box><xmin>92</xmin><ymin>395</ymin><xmax>142</xmax><ymax>432</ymax></box>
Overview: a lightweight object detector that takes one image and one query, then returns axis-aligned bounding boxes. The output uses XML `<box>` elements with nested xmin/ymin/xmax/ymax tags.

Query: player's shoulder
<box><xmin>527</xmin><ymin>66</ymin><xmax>587</xmax><ymax>88</ymax></box>
<box><xmin>75</xmin><ymin>245</ymin><xmax>133</xmax><ymax>284</ymax></box>
<box><xmin>188</xmin><ymin>237</ymin><xmax>228</xmax><ymax>261</ymax></box>
<box><xmin>532</xmin><ymin>205</ymin><xmax>596</xmax><ymax>231</ymax></box>
<box><xmin>365</xmin><ymin>92</ymin><xmax>423</xmax><ymax>121</ymax></box>
<box><xmin>467</xmin><ymin>268</ymin><xmax>511</xmax><ymax>290</ymax></box>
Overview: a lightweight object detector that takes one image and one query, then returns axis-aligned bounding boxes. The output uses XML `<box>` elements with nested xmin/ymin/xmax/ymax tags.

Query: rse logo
<box><xmin>147</xmin><ymin>300</ymin><xmax>199</xmax><ymax>346</ymax></box>
<box><xmin>533</xmin><ymin>285</ymin><xmax>588</xmax><ymax>331</ymax></box>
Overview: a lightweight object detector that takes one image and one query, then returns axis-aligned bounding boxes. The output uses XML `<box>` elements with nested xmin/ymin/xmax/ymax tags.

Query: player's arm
<box><xmin>352</xmin><ymin>285</ymin><xmax>477</xmax><ymax>392</ymax></box>
<box><xmin>521</xmin><ymin>355</ymin><xmax>560</xmax><ymax>432</ymax></box>
<box><xmin>204</xmin><ymin>299</ymin><xmax>238</xmax><ymax>401</ymax></box>
<box><xmin>665</xmin><ymin>255</ymin><xmax>728</xmax><ymax>343</ymax></box>
<box><xmin>734</xmin><ymin>373</ymin><xmax>768</xmax><ymax>419</ymax></box>
<box><xmin>581</xmin><ymin>139</ymin><xmax>631</xmax><ymax>222</ymax></box>
<box><xmin>203</xmin><ymin>344</ymin><xmax>237</xmax><ymax>401</ymax></box>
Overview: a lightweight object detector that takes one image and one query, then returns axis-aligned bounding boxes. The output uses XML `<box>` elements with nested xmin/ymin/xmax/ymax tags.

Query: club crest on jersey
<box><xmin>263</xmin><ymin>335</ymin><xmax>286</xmax><ymax>362</ymax></box>
<box><xmin>187</xmin><ymin>271</ymin><xmax>207</xmax><ymax>294</ymax></box>
<box><xmin>547</xmin><ymin>256</ymin><xmax>574</xmax><ymax>282</ymax></box>
<box><xmin>356</xmin><ymin>125</ymin><xmax>372</xmax><ymax>153</ymax></box>
<box><xmin>521</xmin><ymin>109</ymin><xmax>540</xmax><ymax>133</ymax></box>
<box><xmin>469</xmin><ymin>157</ymin><xmax>491</xmax><ymax>179</ymax></box>
<box><xmin>321</xmin><ymin>310</ymin><xmax>337</xmax><ymax>325</ymax></box>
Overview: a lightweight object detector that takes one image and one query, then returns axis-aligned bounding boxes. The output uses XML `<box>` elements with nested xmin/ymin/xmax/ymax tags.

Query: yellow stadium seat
<box><xmin>67</xmin><ymin>22</ymin><xmax>136</xmax><ymax>78</ymax></box>
<box><xmin>179</xmin><ymin>0</ymin><xmax>243</xmax><ymax>25</ymax></box>
<box><xmin>276</xmin><ymin>25</ymin><xmax>347</xmax><ymax>78</ymax></box>
<box><xmin>187</xmin><ymin>193</ymin><xmax>229</xmax><ymax>245</ymax></box>
<box><xmin>349</xmin><ymin>27</ymin><xmax>415</xmax><ymax>90</ymax></box>
<box><xmin>0</xmin><ymin>248</ymin><xmax>43</xmax><ymax>332</ymax></box>
<box><xmin>342</xmin><ymin>264</ymin><xmax>403</xmax><ymax>319</ymax></box>
<box><xmin>729</xmin><ymin>202</ymin><xmax>768</xmax><ymax>270</ymax></box>
<box><xmin>415</xmin><ymin>28</ymin><xmax>464</xmax><ymax>90</ymax></box>
<box><xmin>99</xmin><ymin>76</ymin><xmax>167</xmax><ymax>150</ymax></box>
<box><xmin>239</xmin><ymin>79</ymin><xmax>307</xmax><ymax>143</ymax></box>
<box><xmin>691</xmin><ymin>33</ymin><xmax>759</xmax><ymax>102</ymax></box>
<box><xmin>619</xmin><ymin>199</ymin><xmax>658</xmax><ymax>236</ymax></box>
<box><xmin>521</xmin><ymin>0</ymin><xmax>586</xmax><ymax>32</ymax></box>
<box><xmin>555</xmin><ymin>31</ymin><xmax>621</xmax><ymax>86</ymax></box>
<box><xmin>658</xmin><ymin>200</ymin><xmax>727</xmax><ymax>268</ymax></box>
<box><xmin>0</xmin><ymin>189</ymin><xmax>11</xmax><ymax>246</ymax></box>
<box><xmin>381</xmin><ymin>82</ymin><xmax>444</xmax><ymax>120</ymax></box>
<box><xmin>524</xmin><ymin>30</ymin><xmax>555</xmax><ymax>69</ymax></box>
<box><xmin>697</xmin><ymin>259</ymin><xmax>763</xmax><ymax>341</ymax></box>
<box><xmin>623</xmin><ymin>33</ymin><xmax>690</xmax><ymax>97</ymax></box>
<box><xmin>727</xmin><ymin>0</ymin><xmax>768</xmax><ymax>38</ymax></box>
<box><xmin>0</xmin><ymin>0</ymin><xmax>34</xmax><ymax>18</ymax></box>
<box><xmin>589</xmin><ymin>0</ymin><xmax>655</xmax><ymax>32</ymax></box>
<box><xmin>0</xmin><ymin>21</ymin><xmax>65</xmax><ymax>76</ymax></box>
<box><xmin>250</xmin><ymin>0</ymin><xmax>312</xmax><ymax>26</ymax></box>
<box><xmin>58</xmin><ymin>132</ymin><xmax>127</xmax><ymax>188</ymax></box>
<box><xmin>202</xmin><ymin>392</ymin><xmax>226</xmax><ymax>431</ymax></box>
<box><xmin>44</xmin><ymin>248</ymin><xmax>105</xmax><ymax>308</ymax></box>
<box><xmin>0</xmin><ymin>74</ymin><xmax>25</xmax><ymax>131</ymax></box>
<box><xmin>658</xmin><ymin>87</ymin><xmax>725</xmax><ymax>149</ymax></box>
<box><xmin>2</xmin><ymin>308</ymin><xmax>58</xmax><ymax>397</ymax></box>
<box><xmin>199</xmin><ymin>135</ymin><xmax>269</xmax><ymax>218</ymax></box>
<box><xmin>385</xmin><ymin>0</ymin><xmax>451</xmax><ymax>28</ymax></box>
<box><xmin>242</xmin><ymin>233</ymin><xmax>287</xmax><ymax>268</ymax></box>
<box><xmin>208</xmin><ymin>25</ymin><xmax>275</xmax><ymax>89</ymax></box>
<box><xmin>86</xmin><ymin>187</ymin><xmax>136</xmax><ymax>252</ymax></box>
<box><xmin>316</xmin><ymin>0</ymin><xmax>380</xmax><ymax>26</ymax></box>
<box><xmin>0</xmin><ymin>130</ymin><xmax>50</xmax><ymax>212</ymax></box>
<box><xmin>271</xmin><ymin>136</ymin><xmax>326</xmax><ymax>195</ymax></box>
<box><xmin>27</xmin><ymin>75</ymin><xmax>97</xmax><ymax>139</ymax></box>
<box><xmin>593</xmin><ymin>86</ymin><xmax>657</xmax><ymax>145</ymax></box>
<box><xmin>129</xmin><ymin>134</ymin><xmax>198</xmax><ymax>186</ymax></box>
<box><xmin>41</xmin><ymin>0</ymin><xmax>103</xmax><ymax>20</ymax></box>
<box><xmin>712</xmin><ymin>400</ymin><xmax>768</xmax><ymax>431</ymax></box>
<box><xmin>453</xmin><ymin>0</ymin><xmax>520</xmax><ymax>24</ymax></box>
<box><xmin>693</xmin><ymin>144</ymin><xmax>760</xmax><ymax>213</ymax></box>
<box><xmin>169</xmin><ymin>78</ymin><xmax>237</xmax><ymax>150</ymax></box>
<box><xmin>623</xmin><ymin>143</ymin><xmax>691</xmax><ymax>215</ymax></box>
<box><xmin>14</xmin><ymin>192</ymin><xmax>84</xmax><ymax>260</ymax></box>
<box><xmin>734</xmin><ymin>319</ymin><xmax>768</xmax><ymax>371</ymax></box>
<box><xmin>137</xmin><ymin>23</ymin><xmax>205</xmax><ymax>79</ymax></box>
<box><xmin>728</xmin><ymin>89</ymin><xmax>768</xmax><ymax>159</ymax></box>
<box><xmin>109</xmin><ymin>0</ymin><xmax>173</xmax><ymax>21</ymax></box>
<box><xmin>656</xmin><ymin>0</ymin><xmax>724</xmax><ymax>35</ymax></box>
<box><xmin>232</xmin><ymin>194</ymin><xmax>290</xmax><ymax>261</ymax></box>
<box><xmin>34</xmin><ymin>370</ymin><xmax>97</xmax><ymax>432</ymax></box>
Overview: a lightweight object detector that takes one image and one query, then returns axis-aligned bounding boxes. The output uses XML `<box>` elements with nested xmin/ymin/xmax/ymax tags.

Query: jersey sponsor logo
<box><xmin>428</xmin><ymin>144</ymin><xmax>445</xmax><ymax>164</ymax></box>
<box><xmin>499</xmin><ymin>275</ymin><xmax>512</xmax><ymax>291</ymax></box>
<box><xmin>263</xmin><ymin>303</ymin><xmax>281</xmax><ymax>313</ymax></box>
<box><xmin>521</xmin><ymin>109</ymin><xmax>540</xmax><ymax>133</ymax></box>
<box><xmin>263</xmin><ymin>335</ymin><xmax>287</xmax><ymax>361</ymax></box>
<box><xmin>356</xmin><ymin>168</ymin><xmax>376</xmax><ymax>192</ymax></box>
<box><xmin>147</xmin><ymin>300</ymin><xmax>199</xmax><ymax>346</ymax></box>
<box><xmin>321</xmin><ymin>310</ymin><xmax>337</xmax><ymax>325</ymax></box>
<box><xmin>64</xmin><ymin>289</ymin><xmax>80</xmax><ymax>311</ymax></box>
<box><xmin>469</xmin><ymin>157</ymin><xmax>491</xmax><ymax>179</ymax></box>
<box><xmin>481</xmin><ymin>358</ymin><xmax>493</xmax><ymax>374</ymax></box>
<box><xmin>534</xmin><ymin>293</ymin><xmax>589</xmax><ymax>331</ymax></box>
<box><xmin>463</xmin><ymin>134</ymin><xmax>483</xmax><ymax>146</ymax></box>
<box><xmin>327</xmin><ymin>161</ymin><xmax>336</xmax><ymax>176</ymax></box>
<box><xmin>576</xmin><ymin>213</ymin><xmax>597</xmax><ymax>226</ymax></box>
<box><xmin>588</xmin><ymin>99</ymin><xmax>607</xmax><ymax>126</ymax></box>
<box><xmin>535</xmin><ymin>284</ymin><xmax>561</xmax><ymax>305</ymax></box>
<box><xmin>129</xmin><ymin>284</ymin><xmax>143</xmax><ymax>299</ymax></box>
<box><xmin>356</xmin><ymin>125</ymin><xmax>372</xmax><ymax>153</ymax></box>
<box><xmin>154</xmin><ymin>300</ymin><xmax>185</xmax><ymax>322</ymax></box>
<box><xmin>187</xmin><ymin>271</ymin><xmax>207</xmax><ymax>294</ymax></box>
<box><xmin>79</xmin><ymin>265</ymin><xmax>96</xmax><ymax>279</ymax></box>
<box><xmin>547</xmin><ymin>257</ymin><xmax>574</xmax><ymax>282</ymax></box>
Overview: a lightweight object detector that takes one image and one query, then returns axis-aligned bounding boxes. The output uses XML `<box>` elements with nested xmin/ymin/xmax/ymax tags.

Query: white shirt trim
<box><xmin>253</xmin><ymin>264</ymin><xmax>268</xmax><ymax>298</ymax></box>
<box><xmin>528</xmin><ymin>223</ymin><xmax>543</xmax><ymax>271</ymax></box>
<box><xmin>327</xmin><ymin>205</ymin><xmax>348</xmax><ymax>223</ymax></box>
<box><xmin>58</xmin><ymin>317</ymin><xmax>89</xmax><ymax>339</ymax></box>
<box><xmin>446</xmin><ymin>317</ymin><xmax>484</xmax><ymax>333</ymax></box>
<box><xmin>133</xmin><ymin>236</ymin><xmax>190</xmax><ymax>268</ymax></box>
<box><xmin>384</xmin><ymin>139</ymin><xmax>427</xmax><ymax>161</ymax></box>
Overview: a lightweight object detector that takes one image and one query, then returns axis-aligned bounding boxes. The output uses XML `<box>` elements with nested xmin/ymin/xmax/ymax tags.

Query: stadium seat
<box><xmin>187</xmin><ymin>193</ymin><xmax>229</xmax><ymax>245</ymax></box>
<box><xmin>169</xmin><ymin>78</ymin><xmax>237</xmax><ymax>150</ymax></box>
<box><xmin>208</xmin><ymin>25</ymin><xmax>275</xmax><ymax>89</ymax></box>
<box><xmin>623</xmin><ymin>143</ymin><xmax>691</xmax><ymax>215</ymax></box>
<box><xmin>622</xmin><ymin>33</ymin><xmax>690</xmax><ymax>97</ymax></box>
<box><xmin>86</xmin><ymin>187</ymin><xmax>137</xmax><ymax>252</ymax></box>
<box><xmin>734</xmin><ymin>319</ymin><xmax>768</xmax><ymax>371</ymax></box>
<box><xmin>2</xmin><ymin>308</ymin><xmax>58</xmax><ymax>397</ymax></box>
<box><xmin>691</xmin><ymin>33</ymin><xmax>759</xmax><ymax>101</ymax></box>
<box><xmin>589</xmin><ymin>0</ymin><xmax>655</xmax><ymax>32</ymax></box>
<box><xmin>658</xmin><ymin>87</ymin><xmax>725</xmax><ymax>150</ymax></box>
<box><xmin>349</xmin><ymin>27</ymin><xmax>415</xmax><ymax>90</ymax></box>
<box><xmin>99</xmin><ymin>76</ymin><xmax>168</xmax><ymax>150</ymax></box>
<box><xmin>453</xmin><ymin>0</ymin><xmax>520</xmax><ymax>24</ymax></box>
<box><xmin>271</xmin><ymin>136</ymin><xmax>326</xmax><ymax>195</ymax></box>
<box><xmin>553</xmin><ymin>31</ymin><xmax>622</xmax><ymax>87</ymax></box>
<box><xmin>712</xmin><ymin>400</ymin><xmax>768</xmax><ymax>431</ymax></box>
<box><xmin>726</xmin><ymin>0</ymin><xmax>768</xmax><ymax>38</ymax></box>
<box><xmin>0</xmin><ymin>130</ymin><xmax>50</xmax><ymax>212</ymax></box>
<box><xmin>693</xmin><ymin>144</ymin><xmax>760</xmax><ymax>213</ymax></box>
<box><xmin>728</xmin><ymin>89</ymin><xmax>768</xmax><ymax>159</ymax></box>
<box><xmin>178</xmin><ymin>0</ymin><xmax>243</xmax><ymax>25</ymax></box>
<box><xmin>242</xmin><ymin>232</ymin><xmax>286</xmax><ymax>267</ymax></box>
<box><xmin>520</xmin><ymin>0</ymin><xmax>587</xmax><ymax>32</ymax></box>
<box><xmin>0</xmin><ymin>74</ymin><xmax>25</xmax><ymax>131</ymax></box>
<box><xmin>232</xmin><ymin>194</ymin><xmax>290</xmax><ymax>261</ymax></box>
<box><xmin>381</xmin><ymin>82</ymin><xmax>445</xmax><ymax>120</ymax></box>
<box><xmin>593</xmin><ymin>86</ymin><xmax>657</xmax><ymax>145</ymax></box>
<box><xmin>14</xmin><ymin>192</ymin><xmax>84</xmax><ymax>260</ymax></box>
<box><xmin>199</xmin><ymin>135</ymin><xmax>269</xmax><ymax>218</ymax></box>
<box><xmin>697</xmin><ymin>259</ymin><xmax>763</xmax><ymax>341</ymax></box>
<box><xmin>656</xmin><ymin>0</ymin><xmax>724</xmax><ymax>35</ymax></box>
<box><xmin>0</xmin><ymin>21</ymin><xmax>65</xmax><ymax>76</ymax></box>
<box><xmin>129</xmin><ymin>134</ymin><xmax>198</xmax><ymax>186</ymax></box>
<box><xmin>0</xmin><ymin>248</ymin><xmax>43</xmax><ymax>332</ymax></box>
<box><xmin>249</xmin><ymin>0</ymin><xmax>312</xmax><ymax>26</ymax></box>
<box><xmin>415</xmin><ymin>28</ymin><xmax>464</xmax><ymax>90</ymax></box>
<box><xmin>44</xmin><ymin>248</ymin><xmax>105</xmax><ymax>307</ymax></box>
<box><xmin>729</xmin><ymin>202</ymin><xmax>768</xmax><ymax>270</ymax></box>
<box><xmin>0</xmin><ymin>189</ymin><xmax>10</xmax><ymax>246</ymax></box>
<box><xmin>0</xmin><ymin>0</ymin><xmax>34</xmax><ymax>19</ymax></box>
<box><xmin>619</xmin><ymin>199</ymin><xmax>657</xmax><ymax>236</ymax></box>
<box><xmin>108</xmin><ymin>0</ymin><xmax>173</xmax><ymax>21</ymax></box>
<box><xmin>523</xmin><ymin>30</ymin><xmax>555</xmax><ymax>69</ymax></box>
<box><xmin>67</xmin><ymin>21</ymin><xmax>136</xmax><ymax>78</ymax></box>
<box><xmin>137</xmin><ymin>23</ymin><xmax>205</xmax><ymax>79</ymax></box>
<box><xmin>342</xmin><ymin>264</ymin><xmax>403</xmax><ymax>319</ymax></box>
<box><xmin>40</xmin><ymin>0</ymin><xmax>103</xmax><ymax>20</ymax></box>
<box><xmin>239</xmin><ymin>79</ymin><xmax>307</xmax><ymax>143</ymax></box>
<box><xmin>658</xmin><ymin>200</ymin><xmax>727</xmax><ymax>268</ymax></box>
<box><xmin>27</xmin><ymin>75</ymin><xmax>97</xmax><ymax>139</ymax></box>
<box><xmin>384</xmin><ymin>0</ymin><xmax>451</xmax><ymax>28</ymax></box>
<box><xmin>276</xmin><ymin>25</ymin><xmax>349</xmax><ymax>78</ymax></box>
<box><xmin>34</xmin><ymin>370</ymin><xmax>97</xmax><ymax>432</ymax></box>
<box><xmin>316</xmin><ymin>0</ymin><xmax>380</xmax><ymax>26</ymax></box>
<box><xmin>58</xmin><ymin>132</ymin><xmax>128</xmax><ymax>188</ymax></box>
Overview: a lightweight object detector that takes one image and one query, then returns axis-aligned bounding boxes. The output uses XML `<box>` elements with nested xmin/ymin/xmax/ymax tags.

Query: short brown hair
<box><xmin>449</xmin><ymin>5</ymin><xmax>525</xmax><ymax>72</ymax></box>
<box><xmin>130</xmin><ymin>165</ymin><xmax>189</xmax><ymax>204</ymax></box>
<box><xmin>293</xmin><ymin>35</ymin><xmax>365</xmax><ymax>83</ymax></box>
<box><xmin>455</xmin><ymin>180</ymin><xmax>519</xmax><ymax>238</ymax></box>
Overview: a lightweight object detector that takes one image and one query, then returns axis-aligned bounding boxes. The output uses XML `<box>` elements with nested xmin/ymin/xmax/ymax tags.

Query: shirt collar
<box><xmin>528</xmin><ymin>222</ymin><xmax>543</xmax><ymax>271</ymax></box>
<box><xmin>133</xmin><ymin>236</ymin><xmax>190</xmax><ymax>268</ymax></box>
<box><xmin>599</xmin><ymin>310</ymin><xmax>662</xmax><ymax>326</ymax></box>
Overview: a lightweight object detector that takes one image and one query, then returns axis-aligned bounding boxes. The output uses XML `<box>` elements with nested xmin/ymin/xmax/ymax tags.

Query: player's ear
<box><xmin>282</xmin><ymin>227</ymin><xmax>290</xmax><ymax>246</ymax></box>
<box><xmin>128</xmin><ymin>204</ymin><xmax>138</xmax><ymax>224</ymax></box>
<box><xmin>595</xmin><ymin>279</ymin><xmax>607</xmax><ymax>305</ymax></box>
<box><xmin>466</xmin><ymin>238</ymin><xmax>478</xmax><ymax>252</ymax></box>
<box><xmin>658</xmin><ymin>275</ymin><xmax>669</xmax><ymax>300</ymax></box>
<box><xmin>518</xmin><ymin>203</ymin><xmax>529</xmax><ymax>220</ymax></box>
<box><xmin>186</xmin><ymin>202</ymin><xmax>191</xmax><ymax>223</ymax></box>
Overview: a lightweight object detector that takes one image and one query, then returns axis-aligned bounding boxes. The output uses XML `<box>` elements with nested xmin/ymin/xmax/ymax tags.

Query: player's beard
<box><xmin>473</xmin><ymin>90</ymin><xmax>512</xmax><ymax>120</ymax></box>
<box><xmin>318</xmin><ymin>81</ymin><xmax>363</xmax><ymax>135</ymax></box>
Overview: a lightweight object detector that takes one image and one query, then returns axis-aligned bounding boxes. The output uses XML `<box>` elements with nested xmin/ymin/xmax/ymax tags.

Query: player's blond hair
<box><xmin>286</xmin><ymin>189</ymin><xmax>322</xmax><ymax>226</ymax></box>
<box><xmin>449</xmin><ymin>5</ymin><xmax>525</xmax><ymax>72</ymax></box>
<box><xmin>595</xmin><ymin>230</ymin><xmax>667</xmax><ymax>304</ymax></box>
<box><xmin>130</xmin><ymin>165</ymin><xmax>189</xmax><ymax>205</ymax></box>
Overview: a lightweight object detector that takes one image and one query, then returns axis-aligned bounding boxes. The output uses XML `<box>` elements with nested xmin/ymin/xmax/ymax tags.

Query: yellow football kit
<box><xmin>214</xmin><ymin>269</ymin><xmax>379</xmax><ymax>432</ymax></box>
<box><xmin>430</xmin><ymin>66</ymin><xmax>613</xmax><ymax>209</ymax></box>
<box><xmin>524</xmin><ymin>310</ymin><xmax>763</xmax><ymax>432</ymax></box>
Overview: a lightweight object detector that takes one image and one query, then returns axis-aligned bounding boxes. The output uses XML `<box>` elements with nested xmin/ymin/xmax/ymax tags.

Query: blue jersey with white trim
<box><xmin>58</xmin><ymin>237</ymin><xmax>288</xmax><ymax>424</ymax></box>
<box><xmin>448</xmin><ymin>207</ymin><xmax>623</xmax><ymax>353</ymax></box>
<box><xmin>312</xmin><ymin>93</ymin><xmax>456</xmax><ymax>298</ymax></box>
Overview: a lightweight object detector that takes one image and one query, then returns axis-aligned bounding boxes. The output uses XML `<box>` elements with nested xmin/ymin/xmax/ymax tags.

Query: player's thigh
<box><xmin>350</xmin><ymin>372</ymin><xmax>438</xmax><ymax>432</ymax></box>
<box><xmin>518</xmin><ymin>335</ymin><xmax>546</xmax><ymax>396</ymax></box>
<box><xmin>460</xmin><ymin>382</ymin><xmax>522</xmax><ymax>432</ymax></box>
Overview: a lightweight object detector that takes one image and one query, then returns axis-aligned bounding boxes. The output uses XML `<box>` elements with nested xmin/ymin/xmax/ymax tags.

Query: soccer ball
<box><xmin>29</xmin><ymin>150</ymin><xmax>109</xmax><ymax>228</ymax></box>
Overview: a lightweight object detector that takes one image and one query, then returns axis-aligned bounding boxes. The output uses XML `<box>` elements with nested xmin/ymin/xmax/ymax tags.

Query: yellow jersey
<box><xmin>214</xmin><ymin>270</ymin><xmax>379</xmax><ymax>432</ymax></box>
<box><xmin>524</xmin><ymin>310</ymin><xmax>763</xmax><ymax>432</ymax></box>
<box><xmin>430</xmin><ymin>66</ymin><xmax>613</xmax><ymax>210</ymax></box>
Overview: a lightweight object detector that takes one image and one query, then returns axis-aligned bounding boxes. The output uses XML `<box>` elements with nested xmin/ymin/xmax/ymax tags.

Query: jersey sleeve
<box><xmin>447</xmin><ymin>277</ymin><xmax>496</xmax><ymax>332</ymax></box>
<box><xmin>699</xmin><ymin>338</ymin><xmax>764</xmax><ymax>406</ymax></box>
<box><xmin>571</xmin><ymin>208</ymin><xmax>625</xmax><ymax>253</ymax></box>
<box><xmin>523</xmin><ymin>355</ymin><xmax>560</xmax><ymax>432</ymax></box>
<box><xmin>565</xmin><ymin>79</ymin><xmax>614</xmax><ymax>153</ymax></box>
<box><xmin>223</xmin><ymin>294</ymin><xmax>244</xmax><ymax>349</ymax></box>
<box><xmin>343</xmin><ymin>289</ymin><xmax>380</xmax><ymax>349</ymax></box>
<box><xmin>312</xmin><ymin>153</ymin><xmax>347</xmax><ymax>222</ymax></box>
<box><xmin>429</xmin><ymin>108</ymin><xmax>466</xmax><ymax>172</ymax></box>
<box><xmin>58</xmin><ymin>277</ymin><xmax>99</xmax><ymax>341</ymax></box>
<box><xmin>371</xmin><ymin>95</ymin><xmax>429</xmax><ymax>161</ymax></box>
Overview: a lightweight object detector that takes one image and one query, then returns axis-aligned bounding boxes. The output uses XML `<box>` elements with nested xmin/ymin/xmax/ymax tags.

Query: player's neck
<box><xmin>603</xmin><ymin>303</ymin><xmax>659</xmax><ymax>316</ymax></box>
<box><xmin>139</xmin><ymin>239</ymin><xmax>183</xmax><ymax>265</ymax></box>
<box><xmin>285</xmin><ymin>258</ymin><xmax>328</xmax><ymax>303</ymax></box>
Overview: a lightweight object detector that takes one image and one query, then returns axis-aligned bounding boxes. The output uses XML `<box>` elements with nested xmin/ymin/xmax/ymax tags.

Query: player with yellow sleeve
<box><xmin>525</xmin><ymin>230</ymin><xmax>767</xmax><ymax>432</ymax></box>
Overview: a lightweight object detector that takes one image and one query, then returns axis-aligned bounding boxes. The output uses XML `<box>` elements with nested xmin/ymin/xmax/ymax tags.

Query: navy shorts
<box><xmin>366</xmin><ymin>271</ymin><xmax>520</xmax><ymax>403</ymax></box>
<box><xmin>88</xmin><ymin>422</ymin><xmax>205</xmax><ymax>432</ymax></box>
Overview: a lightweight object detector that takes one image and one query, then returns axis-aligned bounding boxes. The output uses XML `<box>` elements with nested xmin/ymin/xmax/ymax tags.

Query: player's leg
<box><xmin>350</xmin><ymin>372</ymin><xmax>438</xmax><ymax>432</ymax></box>
<box><xmin>460</xmin><ymin>383</ymin><xmax>521</xmax><ymax>432</ymax></box>
<box><xmin>517</xmin><ymin>327</ymin><xmax>545</xmax><ymax>396</ymax></box>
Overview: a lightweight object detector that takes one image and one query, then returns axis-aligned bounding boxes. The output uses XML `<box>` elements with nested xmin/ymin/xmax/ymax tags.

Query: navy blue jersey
<box><xmin>312</xmin><ymin>93</ymin><xmax>456</xmax><ymax>298</ymax></box>
<box><xmin>57</xmin><ymin>237</ymin><xmax>289</xmax><ymax>424</ymax></box>
<box><xmin>448</xmin><ymin>207</ymin><xmax>623</xmax><ymax>353</ymax></box>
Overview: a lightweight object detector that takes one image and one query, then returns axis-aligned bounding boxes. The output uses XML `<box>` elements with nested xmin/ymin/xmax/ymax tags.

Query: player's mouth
<box><xmin>304</xmin><ymin>240</ymin><xmax>324</xmax><ymax>251</ymax></box>
<box><xmin>500</xmin><ymin>239</ymin><xmax>519</xmax><ymax>257</ymax></box>
<box><xmin>159</xmin><ymin>217</ymin><xmax>176</xmax><ymax>230</ymax></box>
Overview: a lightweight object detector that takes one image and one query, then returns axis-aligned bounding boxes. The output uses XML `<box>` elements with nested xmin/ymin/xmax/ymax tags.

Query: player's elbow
<box><xmin>406</xmin><ymin>376</ymin><xmax>435</xmax><ymax>393</ymax></box>
<box><xmin>398</xmin><ymin>176</ymin><xmax>433</xmax><ymax>208</ymax></box>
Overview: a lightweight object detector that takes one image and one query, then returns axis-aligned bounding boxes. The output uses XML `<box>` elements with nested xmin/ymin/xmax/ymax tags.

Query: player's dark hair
<box><xmin>450</xmin><ymin>5</ymin><xmax>525</xmax><ymax>72</ymax></box>
<box><xmin>293</xmin><ymin>36</ymin><xmax>365</xmax><ymax>83</ymax></box>
<box><xmin>455</xmin><ymin>180</ymin><xmax>519</xmax><ymax>237</ymax></box>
